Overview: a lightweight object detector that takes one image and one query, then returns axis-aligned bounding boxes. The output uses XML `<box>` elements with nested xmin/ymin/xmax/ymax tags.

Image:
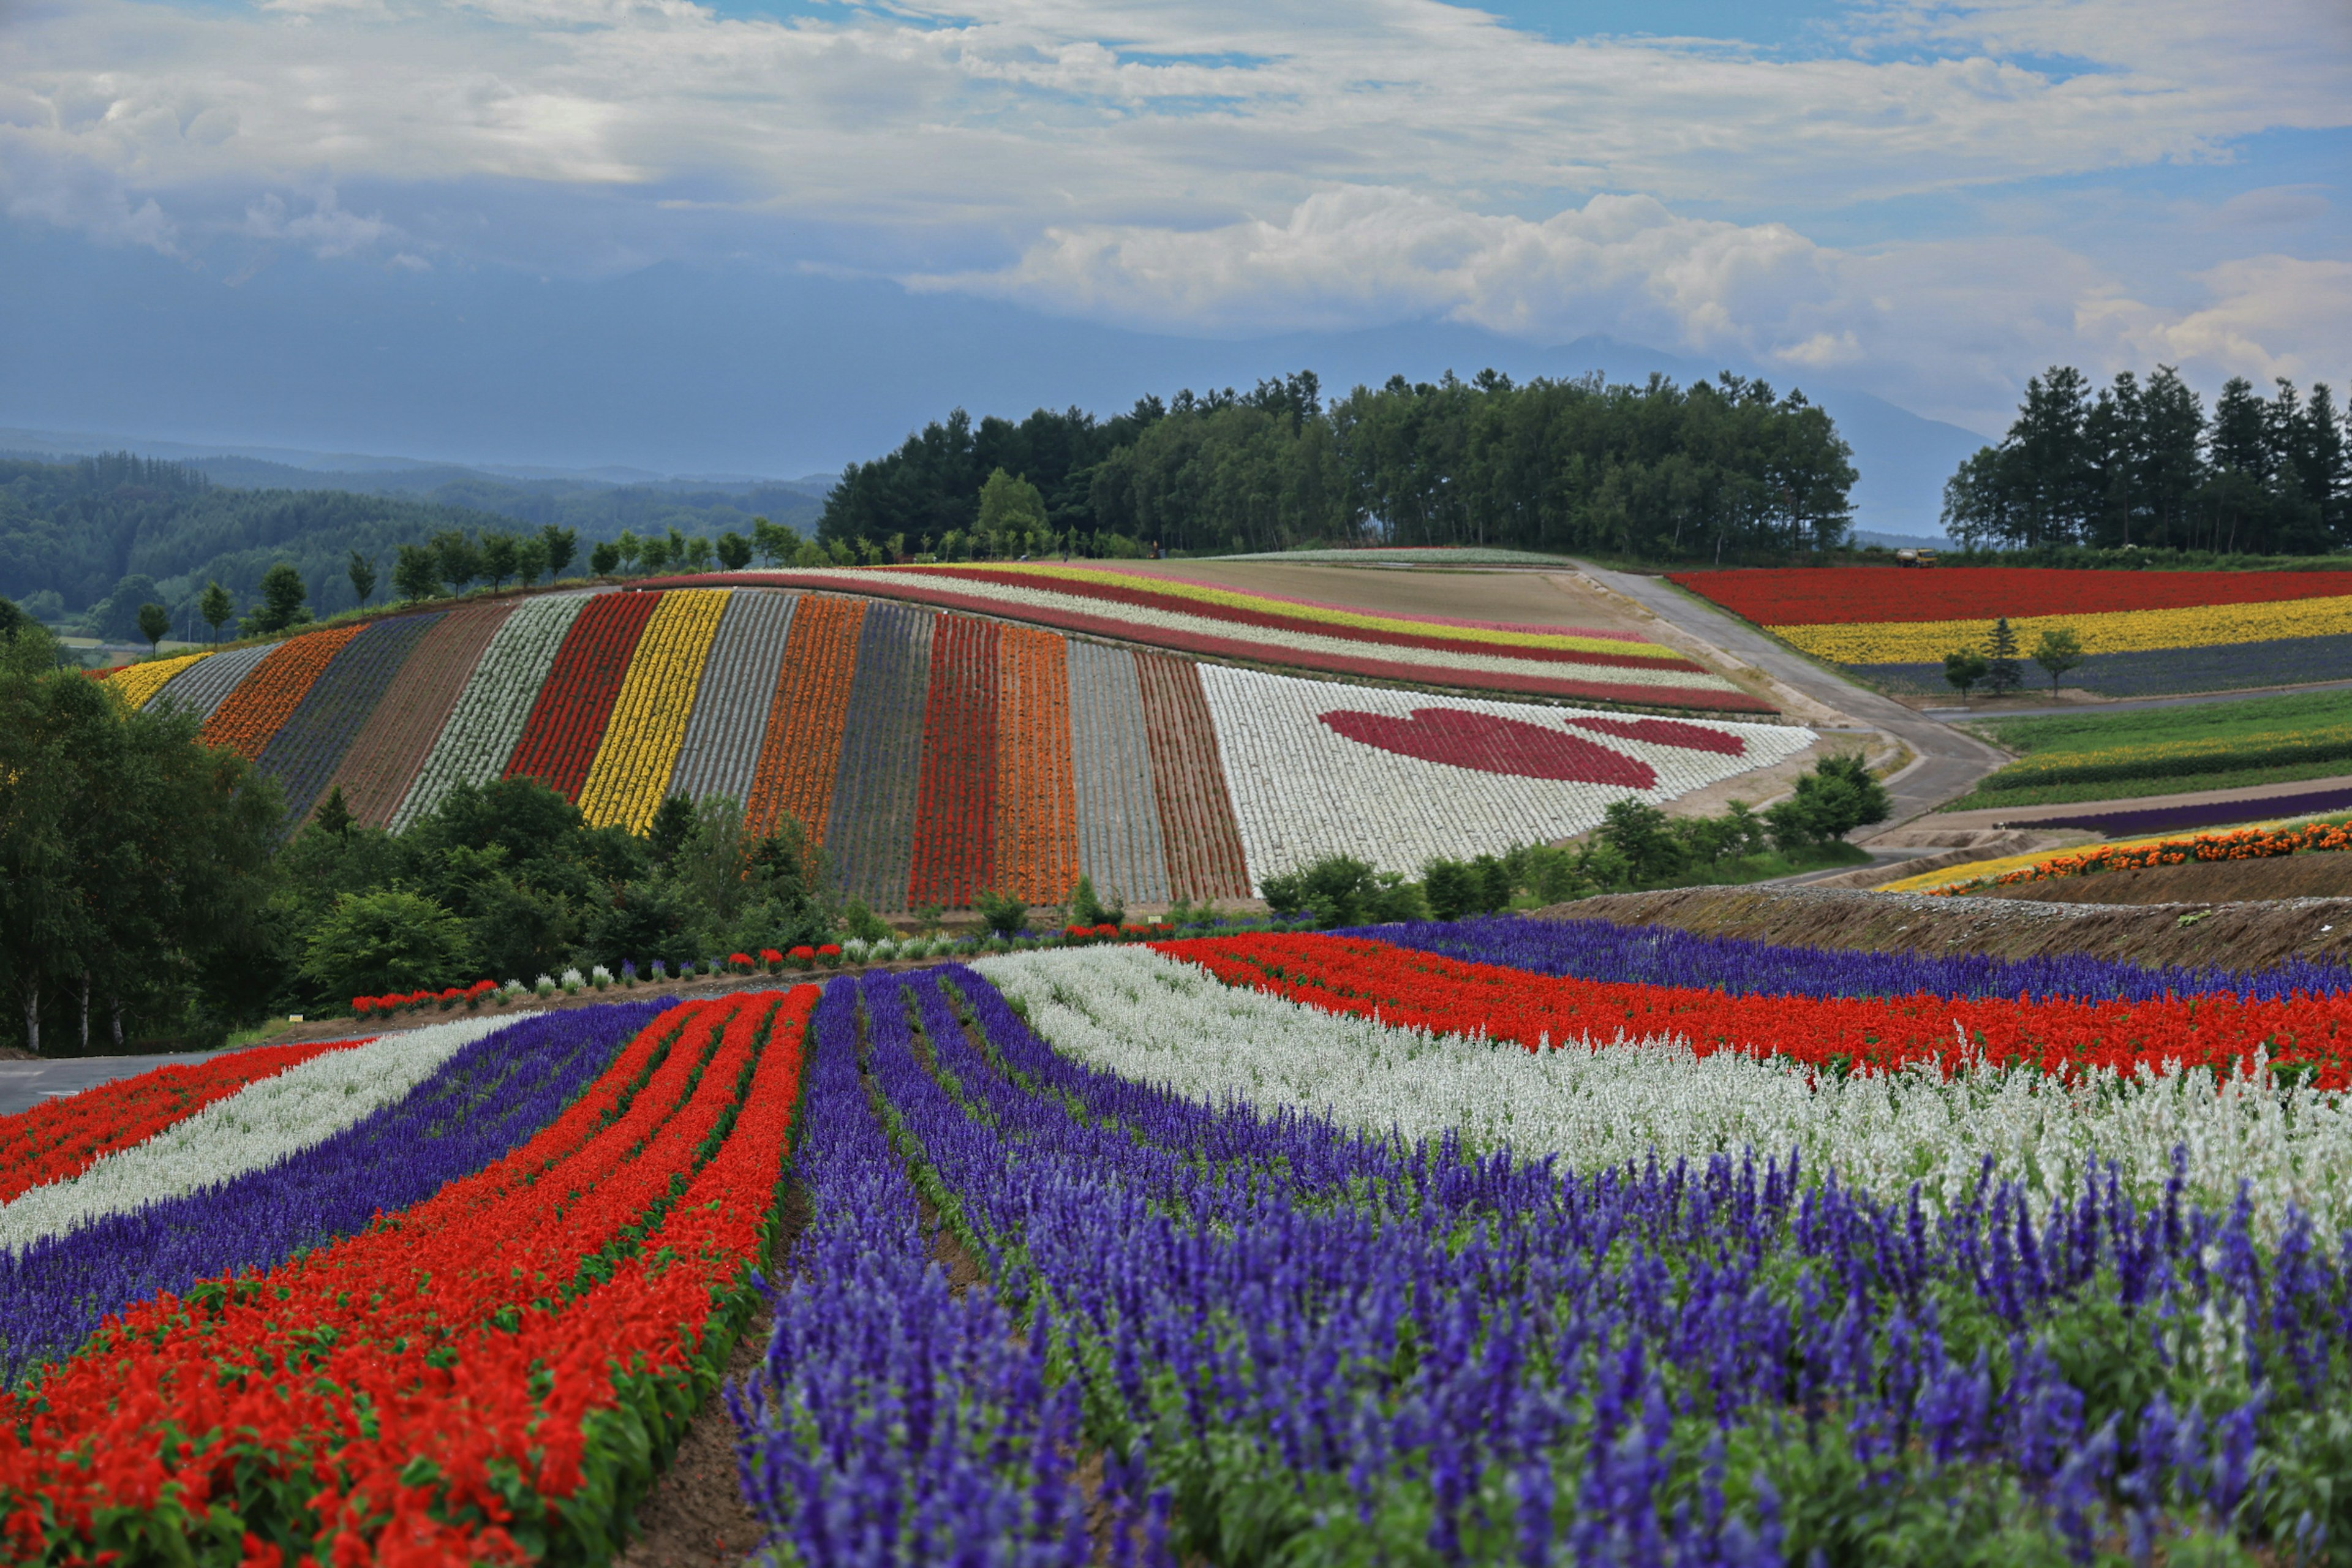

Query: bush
<box><xmin>1069</xmin><ymin>873</ymin><xmax>1125</xmax><ymax>930</ymax></box>
<box><xmin>1261</xmin><ymin>856</ymin><xmax>1427</xmax><ymax>929</ymax></box>
<box><xmin>974</xmin><ymin>888</ymin><xmax>1030</xmax><ymax>938</ymax></box>
<box><xmin>1766</xmin><ymin>753</ymin><xmax>1891</xmax><ymax>851</ymax></box>
<box><xmin>1422</xmin><ymin>854</ymin><xmax>1514</xmax><ymax>921</ymax></box>
<box><xmin>299</xmin><ymin>888</ymin><xmax>475</xmax><ymax>1000</ymax></box>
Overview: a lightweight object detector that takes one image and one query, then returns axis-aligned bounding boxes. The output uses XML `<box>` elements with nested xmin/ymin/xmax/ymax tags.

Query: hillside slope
<box><xmin>114</xmin><ymin>587</ymin><xmax>1813</xmax><ymax>908</ymax></box>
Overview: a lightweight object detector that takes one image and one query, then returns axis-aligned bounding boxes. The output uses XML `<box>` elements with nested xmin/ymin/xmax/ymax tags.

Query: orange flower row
<box><xmin>1941</xmin><ymin>818</ymin><xmax>2352</xmax><ymax>893</ymax></box>
<box><xmin>198</xmin><ymin>625</ymin><xmax>368</xmax><ymax>763</ymax></box>
<box><xmin>745</xmin><ymin>595</ymin><xmax>867</xmax><ymax>841</ymax></box>
<box><xmin>994</xmin><ymin>625</ymin><xmax>1079</xmax><ymax>903</ymax></box>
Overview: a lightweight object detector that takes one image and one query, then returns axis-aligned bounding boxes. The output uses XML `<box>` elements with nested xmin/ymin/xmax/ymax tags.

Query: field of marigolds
<box><xmin>12</xmin><ymin>912</ymin><xmax>2352</xmax><ymax>1564</ymax></box>
<box><xmin>111</xmin><ymin>586</ymin><xmax>1811</xmax><ymax>906</ymax></box>
<box><xmin>1672</xmin><ymin>565</ymin><xmax>2352</xmax><ymax>697</ymax></box>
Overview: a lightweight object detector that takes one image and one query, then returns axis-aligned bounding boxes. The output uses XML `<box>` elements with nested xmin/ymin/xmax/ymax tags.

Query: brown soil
<box><xmin>1958</xmin><ymin>854</ymin><xmax>2352</xmax><ymax>907</ymax></box>
<box><xmin>616</xmin><ymin>1182</ymin><xmax>813</xmax><ymax>1568</ymax></box>
<box><xmin>1539</xmin><ymin>882</ymin><xmax>2352</xmax><ymax>971</ymax></box>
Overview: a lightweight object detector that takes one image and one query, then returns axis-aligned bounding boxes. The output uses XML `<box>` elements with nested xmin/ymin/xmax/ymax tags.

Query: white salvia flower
<box><xmin>843</xmin><ymin>940</ymin><xmax>870</xmax><ymax>963</ymax></box>
<box><xmin>590</xmin><ymin>965</ymin><xmax>614</xmax><ymax>983</ymax></box>
<box><xmin>560</xmin><ymin>967</ymin><xmax>584</xmax><ymax>988</ymax></box>
<box><xmin>976</xmin><ymin>946</ymin><xmax>2352</xmax><ymax>1241</ymax></box>
<box><xmin>0</xmin><ymin>1018</ymin><xmax>505</xmax><ymax>1254</ymax></box>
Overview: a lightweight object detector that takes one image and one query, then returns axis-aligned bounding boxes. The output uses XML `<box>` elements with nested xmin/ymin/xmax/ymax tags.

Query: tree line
<box><xmin>819</xmin><ymin>368</ymin><xmax>1859</xmax><ymax>560</ymax></box>
<box><xmin>1942</xmin><ymin>368</ymin><xmax>2351</xmax><ymax>555</ymax></box>
<box><xmin>0</xmin><ymin>454</ymin><xmax>823</xmax><ymax>646</ymax></box>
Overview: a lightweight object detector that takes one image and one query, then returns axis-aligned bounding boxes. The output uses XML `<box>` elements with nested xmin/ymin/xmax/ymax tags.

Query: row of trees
<box><xmin>1942</xmin><ymin>620</ymin><xmax>2084</xmax><ymax>698</ymax></box>
<box><xmin>821</xmin><ymin>369</ymin><xmax>1859</xmax><ymax>560</ymax></box>
<box><xmin>1942</xmin><ymin>368</ymin><xmax>2350</xmax><ymax>555</ymax></box>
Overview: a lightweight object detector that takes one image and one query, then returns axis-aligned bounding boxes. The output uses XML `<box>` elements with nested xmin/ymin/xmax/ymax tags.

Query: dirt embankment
<box><xmin>1539</xmin><ymin>882</ymin><xmax>2352</xmax><ymax>971</ymax></box>
<box><xmin>1956</xmin><ymin>854</ymin><xmax>2352</xmax><ymax>907</ymax></box>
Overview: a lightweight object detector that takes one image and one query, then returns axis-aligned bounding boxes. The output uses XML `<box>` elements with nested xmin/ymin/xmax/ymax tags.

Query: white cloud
<box><xmin>243</xmin><ymin>189</ymin><xmax>394</xmax><ymax>257</ymax></box>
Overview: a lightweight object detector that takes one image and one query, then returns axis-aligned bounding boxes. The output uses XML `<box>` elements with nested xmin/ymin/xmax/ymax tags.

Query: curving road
<box><xmin>1575</xmin><ymin>562</ymin><xmax>2009</xmax><ymax>827</ymax></box>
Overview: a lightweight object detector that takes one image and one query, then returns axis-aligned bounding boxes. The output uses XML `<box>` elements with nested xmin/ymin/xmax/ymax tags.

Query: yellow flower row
<box><xmin>578</xmin><ymin>589</ymin><xmax>731</xmax><ymax>834</ymax></box>
<box><xmin>106</xmin><ymin>651</ymin><xmax>213</xmax><ymax>712</ymax></box>
<box><xmin>917</xmin><ymin>562</ymin><xmax>1686</xmax><ymax>661</ymax></box>
<box><xmin>1773</xmin><ymin>593</ymin><xmax>2352</xmax><ymax>665</ymax></box>
<box><xmin>1877</xmin><ymin>813</ymin><xmax>2333</xmax><ymax>892</ymax></box>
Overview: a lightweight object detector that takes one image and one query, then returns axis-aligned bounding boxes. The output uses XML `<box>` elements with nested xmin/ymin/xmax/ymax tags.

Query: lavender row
<box><xmin>0</xmin><ymin>1000</ymin><xmax>658</xmax><ymax>1384</ymax></box>
<box><xmin>863</xmin><ymin>963</ymin><xmax>2344</xmax><ymax>1562</ymax></box>
<box><xmin>728</xmin><ymin>976</ymin><xmax>1147</xmax><ymax>1567</ymax></box>
<box><xmin>1359</xmin><ymin>912</ymin><xmax>2352</xmax><ymax>1002</ymax></box>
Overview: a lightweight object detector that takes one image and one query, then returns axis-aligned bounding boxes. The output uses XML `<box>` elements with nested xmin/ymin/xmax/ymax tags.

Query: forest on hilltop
<box><xmin>818</xmin><ymin>369</ymin><xmax>1860</xmax><ymax>561</ymax></box>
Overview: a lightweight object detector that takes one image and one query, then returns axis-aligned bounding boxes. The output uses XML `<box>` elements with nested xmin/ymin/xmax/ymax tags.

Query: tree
<box><xmin>976</xmin><ymin>467</ymin><xmax>1049</xmax><ymax>554</ymax></box>
<box><xmin>1943</xmin><ymin>648</ymin><xmax>1989</xmax><ymax>698</ymax></box>
<box><xmin>1983</xmin><ymin>617</ymin><xmax>2023</xmax><ymax>696</ymax></box>
<box><xmin>639</xmin><ymin>533</ymin><xmax>673</xmax><ymax>575</ymax></box>
<box><xmin>1</xmin><ymin>664</ymin><xmax>281</xmax><ymax>1052</ymax></box>
<box><xmin>348</xmin><ymin>551</ymin><xmax>377</xmax><ymax>608</ymax></box>
<box><xmin>2032</xmin><ymin>627</ymin><xmax>2085</xmax><ymax>693</ymax></box>
<box><xmin>200</xmin><ymin>581</ymin><xmax>233</xmax><ymax>644</ymax></box>
<box><xmin>1765</xmin><ymin>754</ymin><xmax>1889</xmax><ymax>851</ymax></box>
<box><xmin>300</xmin><ymin>888</ymin><xmax>476</xmax><ymax>1000</ymax></box>
<box><xmin>614</xmin><ymin>532</ymin><xmax>643</xmax><ymax>574</ymax></box>
<box><xmin>1595</xmin><ymin>799</ymin><xmax>1685</xmax><ymax>884</ymax></box>
<box><xmin>136</xmin><ymin>603</ymin><xmax>170</xmax><ymax>655</ymax></box>
<box><xmin>589</xmin><ymin>540</ymin><xmax>622</xmax><ymax>576</ymax></box>
<box><xmin>682</xmin><ymin>535</ymin><xmax>715</xmax><ymax>573</ymax></box>
<box><xmin>432</xmin><ymin>531</ymin><xmax>483</xmax><ymax>595</ymax></box>
<box><xmin>752</xmin><ymin>517</ymin><xmax>793</xmax><ymax>565</ymax></box>
<box><xmin>538</xmin><ymin>525</ymin><xmax>578</xmax><ymax>581</ymax></box>
<box><xmin>1259</xmin><ymin>854</ymin><xmax>1424</xmax><ymax>927</ymax></box>
<box><xmin>314</xmin><ymin>783</ymin><xmax>354</xmax><ymax>837</ymax></box>
<box><xmin>516</xmin><ymin>535</ymin><xmax>550</xmax><ymax>587</ymax></box>
<box><xmin>480</xmin><ymin>533</ymin><xmax>520</xmax><ymax>592</ymax></box>
<box><xmin>393</xmin><ymin>544</ymin><xmax>442</xmax><ymax>603</ymax></box>
<box><xmin>646</xmin><ymin>794</ymin><xmax>698</xmax><ymax>867</ymax></box>
<box><xmin>244</xmin><ymin>563</ymin><xmax>312</xmax><ymax>636</ymax></box>
<box><xmin>717</xmin><ymin>531</ymin><xmax>753</xmax><ymax>571</ymax></box>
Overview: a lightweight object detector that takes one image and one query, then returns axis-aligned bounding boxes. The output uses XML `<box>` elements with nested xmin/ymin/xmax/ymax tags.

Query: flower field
<box><xmin>108</xmin><ymin>587</ymin><xmax>1809</xmax><ymax>906</ymax></box>
<box><xmin>663</xmin><ymin>562</ymin><xmax>1774</xmax><ymax>710</ymax></box>
<box><xmin>17</xmin><ymin>916</ymin><xmax>2352</xmax><ymax>1561</ymax></box>
<box><xmin>1673</xmin><ymin>566</ymin><xmax>2352</xmax><ymax>696</ymax></box>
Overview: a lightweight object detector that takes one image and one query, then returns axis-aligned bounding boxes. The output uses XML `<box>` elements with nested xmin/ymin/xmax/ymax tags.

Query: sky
<box><xmin>1</xmin><ymin>0</ymin><xmax>2346</xmax><ymax>498</ymax></box>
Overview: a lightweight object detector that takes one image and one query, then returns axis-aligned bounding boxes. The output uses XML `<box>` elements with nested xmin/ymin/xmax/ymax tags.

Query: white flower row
<box><xmin>974</xmin><ymin>946</ymin><xmax>2352</xmax><ymax>1239</ymax></box>
<box><xmin>761</xmin><ymin>570</ymin><xmax>1743</xmax><ymax>690</ymax></box>
<box><xmin>0</xmin><ymin>1017</ymin><xmax>505</xmax><ymax>1254</ymax></box>
<box><xmin>392</xmin><ymin>592</ymin><xmax>593</xmax><ymax>830</ymax></box>
<box><xmin>1196</xmin><ymin>665</ymin><xmax>1815</xmax><ymax>883</ymax></box>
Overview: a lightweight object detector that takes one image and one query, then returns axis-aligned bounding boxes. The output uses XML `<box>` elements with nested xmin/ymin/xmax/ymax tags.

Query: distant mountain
<box><xmin>0</xmin><ymin>224</ymin><xmax>1991</xmax><ymax>537</ymax></box>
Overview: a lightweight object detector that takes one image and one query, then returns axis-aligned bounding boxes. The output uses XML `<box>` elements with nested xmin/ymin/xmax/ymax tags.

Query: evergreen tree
<box><xmin>347</xmin><ymin>551</ymin><xmax>377</xmax><ymax>608</ymax></box>
<box><xmin>244</xmin><ymin>564</ymin><xmax>312</xmax><ymax>636</ymax></box>
<box><xmin>200</xmin><ymin>581</ymin><xmax>233</xmax><ymax>644</ymax></box>
<box><xmin>136</xmin><ymin>603</ymin><xmax>170</xmax><ymax>655</ymax></box>
<box><xmin>314</xmin><ymin>784</ymin><xmax>354</xmax><ymax>837</ymax></box>
<box><xmin>1983</xmin><ymin>618</ymin><xmax>2023</xmax><ymax>696</ymax></box>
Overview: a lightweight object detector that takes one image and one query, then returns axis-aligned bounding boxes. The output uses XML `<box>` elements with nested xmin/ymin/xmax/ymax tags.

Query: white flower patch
<box><xmin>391</xmin><ymin>592</ymin><xmax>594</xmax><ymax>830</ymax></box>
<box><xmin>1194</xmin><ymin>665</ymin><xmax>1813</xmax><ymax>883</ymax></box>
<box><xmin>976</xmin><ymin>946</ymin><xmax>2352</xmax><ymax>1240</ymax></box>
<box><xmin>0</xmin><ymin>1017</ymin><xmax>505</xmax><ymax>1254</ymax></box>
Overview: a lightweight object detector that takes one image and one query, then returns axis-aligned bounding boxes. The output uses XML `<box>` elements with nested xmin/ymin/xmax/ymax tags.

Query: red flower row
<box><xmin>0</xmin><ymin>989</ymin><xmax>815</xmax><ymax>1565</ymax></box>
<box><xmin>0</xmin><ymin>1039</ymin><xmax>356</xmax><ymax>1205</ymax></box>
<box><xmin>505</xmin><ymin>591</ymin><xmax>662</xmax><ymax>801</ymax></box>
<box><xmin>1669</xmin><ymin>566</ymin><xmax>2352</xmax><ymax>628</ymax></box>
<box><xmin>1158</xmin><ymin>933</ymin><xmax>2352</xmax><ymax>1089</ymax></box>
<box><xmin>353</xmin><ymin>979</ymin><xmax>499</xmax><ymax>1016</ymax></box>
<box><xmin>910</xmin><ymin>613</ymin><xmax>1001</xmax><ymax>908</ymax></box>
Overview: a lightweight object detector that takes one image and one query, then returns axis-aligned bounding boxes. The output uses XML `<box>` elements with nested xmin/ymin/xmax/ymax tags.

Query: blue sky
<box><xmin>1</xmin><ymin>0</ymin><xmax>2345</xmax><ymax>489</ymax></box>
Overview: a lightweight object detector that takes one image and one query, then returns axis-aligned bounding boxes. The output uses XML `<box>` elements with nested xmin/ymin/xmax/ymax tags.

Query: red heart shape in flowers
<box><xmin>1319</xmin><ymin>707</ymin><xmax>1657</xmax><ymax>788</ymax></box>
<box><xmin>1569</xmin><ymin>717</ymin><xmax>1746</xmax><ymax>756</ymax></box>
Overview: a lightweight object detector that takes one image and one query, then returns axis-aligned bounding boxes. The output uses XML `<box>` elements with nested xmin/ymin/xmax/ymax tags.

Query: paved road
<box><xmin>0</xmin><ymin>1049</ymin><xmax>244</xmax><ymax>1116</ymax></box>
<box><xmin>1576</xmin><ymin>563</ymin><xmax>2008</xmax><ymax>825</ymax></box>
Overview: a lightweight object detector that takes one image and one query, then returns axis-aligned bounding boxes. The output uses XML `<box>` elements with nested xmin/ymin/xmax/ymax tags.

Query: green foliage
<box><xmin>1944</xmin><ymin>647</ymin><xmax>1989</xmax><ymax>696</ymax></box>
<box><xmin>393</xmin><ymin>543</ymin><xmax>440</xmax><ymax>603</ymax></box>
<box><xmin>974</xmin><ymin>888</ymin><xmax>1030</xmax><ymax>937</ymax></box>
<box><xmin>480</xmin><ymin>532</ymin><xmax>520</xmax><ymax>589</ymax></box>
<box><xmin>241</xmin><ymin>563</ymin><xmax>313</xmax><ymax>637</ymax></box>
<box><xmin>1421</xmin><ymin>854</ymin><xmax>1513</xmax><ymax>921</ymax></box>
<box><xmin>1</xmin><ymin>663</ymin><xmax>281</xmax><ymax>1052</ymax></box>
<box><xmin>432</xmin><ymin>530</ymin><xmax>483</xmax><ymax>594</ymax></box>
<box><xmin>716</xmin><ymin>530</ymin><xmax>753</xmax><ymax>570</ymax></box>
<box><xmin>135</xmin><ymin>601</ymin><xmax>170</xmax><ymax>652</ymax></box>
<box><xmin>1944</xmin><ymin>364</ymin><xmax>2350</xmax><ymax>555</ymax></box>
<box><xmin>1950</xmin><ymin>687</ymin><xmax>2352</xmax><ymax>809</ymax></box>
<box><xmin>1766</xmin><ymin>752</ymin><xmax>1891</xmax><ymax>851</ymax></box>
<box><xmin>645</xmin><ymin>794</ymin><xmax>698</xmax><ymax>867</ymax></box>
<box><xmin>538</xmin><ymin>524</ymin><xmax>578</xmax><ymax>579</ymax></box>
<box><xmin>841</xmin><ymin>897</ymin><xmax>892</xmax><ymax>943</ymax></box>
<box><xmin>589</xmin><ymin>539</ymin><xmax>622</xmax><ymax>576</ymax></box>
<box><xmin>347</xmin><ymin>551</ymin><xmax>377</xmax><ymax>608</ymax></box>
<box><xmin>821</xmin><ymin>368</ymin><xmax>1856</xmax><ymax>560</ymax></box>
<box><xmin>1261</xmin><ymin>856</ymin><xmax>1427</xmax><ymax>928</ymax></box>
<box><xmin>1069</xmin><ymin>873</ymin><xmax>1125</xmax><ymax>929</ymax></box>
<box><xmin>299</xmin><ymin>887</ymin><xmax>476</xmax><ymax>998</ymax></box>
<box><xmin>1983</xmin><ymin>617</ymin><xmax>2024</xmax><ymax>695</ymax></box>
<box><xmin>2031</xmin><ymin>626</ymin><xmax>2084</xmax><ymax>691</ymax></box>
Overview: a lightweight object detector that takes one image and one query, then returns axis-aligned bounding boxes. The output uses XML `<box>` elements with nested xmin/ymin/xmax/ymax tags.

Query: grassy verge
<box><xmin>1942</xmin><ymin>689</ymin><xmax>2352</xmax><ymax>810</ymax></box>
<box><xmin>1514</xmin><ymin>840</ymin><xmax>1870</xmax><ymax>906</ymax></box>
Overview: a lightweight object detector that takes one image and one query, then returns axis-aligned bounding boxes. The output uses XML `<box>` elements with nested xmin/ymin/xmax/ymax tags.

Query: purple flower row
<box><xmin>0</xmin><ymin>1001</ymin><xmax>659</xmax><ymax>1384</ymax></box>
<box><xmin>1356</xmin><ymin>913</ymin><xmax>2352</xmax><ymax>1003</ymax></box>
<box><xmin>841</xmin><ymin>962</ymin><xmax>2337</xmax><ymax>1562</ymax></box>
<box><xmin>2008</xmin><ymin>785</ymin><xmax>2352</xmax><ymax>839</ymax></box>
<box><xmin>728</xmin><ymin>976</ymin><xmax>1159</xmax><ymax>1567</ymax></box>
